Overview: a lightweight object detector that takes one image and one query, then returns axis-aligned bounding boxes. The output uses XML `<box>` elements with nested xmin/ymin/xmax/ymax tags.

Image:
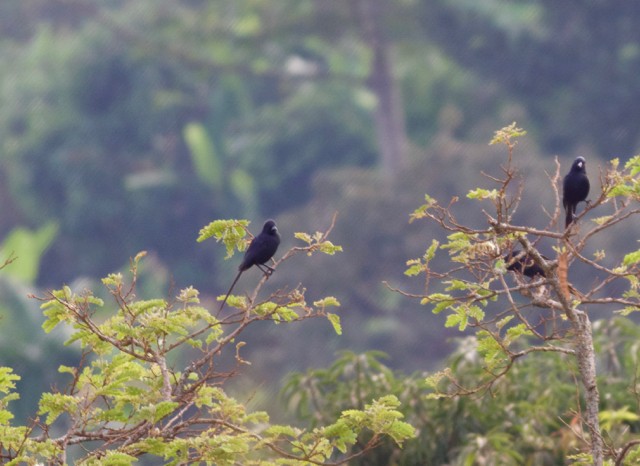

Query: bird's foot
<box><xmin>257</xmin><ymin>263</ymin><xmax>275</xmax><ymax>277</ymax></box>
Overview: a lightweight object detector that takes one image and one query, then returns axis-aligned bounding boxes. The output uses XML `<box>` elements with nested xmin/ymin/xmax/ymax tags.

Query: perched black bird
<box><xmin>562</xmin><ymin>156</ymin><xmax>590</xmax><ymax>228</ymax></box>
<box><xmin>219</xmin><ymin>220</ymin><xmax>281</xmax><ymax>312</ymax></box>
<box><xmin>504</xmin><ymin>250</ymin><xmax>546</xmax><ymax>278</ymax></box>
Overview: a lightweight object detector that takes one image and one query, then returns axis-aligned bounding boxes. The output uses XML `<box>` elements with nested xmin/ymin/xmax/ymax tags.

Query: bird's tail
<box><xmin>565</xmin><ymin>208</ymin><xmax>573</xmax><ymax>228</ymax></box>
<box><xmin>219</xmin><ymin>269</ymin><xmax>243</xmax><ymax>313</ymax></box>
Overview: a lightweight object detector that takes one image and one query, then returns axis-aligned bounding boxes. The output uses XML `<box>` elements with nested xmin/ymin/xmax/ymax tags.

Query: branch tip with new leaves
<box><xmin>197</xmin><ymin>219</ymin><xmax>251</xmax><ymax>258</ymax></box>
<box><xmin>489</xmin><ymin>121</ymin><xmax>527</xmax><ymax>147</ymax></box>
<box><xmin>295</xmin><ymin>231</ymin><xmax>343</xmax><ymax>256</ymax></box>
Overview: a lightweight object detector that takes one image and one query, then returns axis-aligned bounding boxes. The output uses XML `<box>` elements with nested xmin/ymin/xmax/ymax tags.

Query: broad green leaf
<box><xmin>229</xmin><ymin>168</ymin><xmax>256</xmax><ymax>215</ymax></box>
<box><xmin>294</xmin><ymin>232</ymin><xmax>312</xmax><ymax>244</ymax></box>
<box><xmin>409</xmin><ymin>195</ymin><xmax>438</xmax><ymax>223</ymax></box>
<box><xmin>314</xmin><ymin>297</ymin><xmax>340</xmax><ymax>308</ymax></box>
<box><xmin>319</xmin><ymin>241</ymin><xmax>343</xmax><ymax>255</ymax></box>
<box><xmin>183</xmin><ymin>122</ymin><xmax>223</xmax><ymax>190</ymax></box>
<box><xmin>0</xmin><ymin>222</ymin><xmax>59</xmax><ymax>284</ymax></box>
<box><xmin>623</xmin><ymin>250</ymin><xmax>640</xmax><ymax>266</ymax></box>
<box><xmin>467</xmin><ymin>188</ymin><xmax>499</xmax><ymax>200</ymax></box>
<box><xmin>326</xmin><ymin>313</ymin><xmax>342</xmax><ymax>335</ymax></box>
<box><xmin>600</xmin><ymin>406</ymin><xmax>640</xmax><ymax>431</ymax></box>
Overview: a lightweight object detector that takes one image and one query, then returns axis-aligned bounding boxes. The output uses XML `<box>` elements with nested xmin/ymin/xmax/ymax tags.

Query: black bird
<box><xmin>504</xmin><ymin>250</ymin><xmax>546</xmax><ymax>278</ymax></box>
<box><xmin>562</xmin><ymin>156</ymin><xmax>590</xmax><ymax>228</ymax></box>
<box><xmin>219</xmin><ymin>220</ymin><xmax>281</xmax><ymax>312</ymax></box>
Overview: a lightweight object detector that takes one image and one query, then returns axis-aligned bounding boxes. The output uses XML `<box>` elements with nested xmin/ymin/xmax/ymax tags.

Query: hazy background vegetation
<box><xmin>1</xmin><ymin>0</ymin><xmax>639</xmax><ymax>425</ymax></box>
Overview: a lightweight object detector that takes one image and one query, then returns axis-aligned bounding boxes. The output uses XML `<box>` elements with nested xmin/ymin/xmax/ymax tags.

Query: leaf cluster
<box><xmin>0</xmin><ymin>221</ymin><xmax>414</xmax><ymax>464</ymax></box>
<box><xmin>286</xmin><ymin>317</ymin><xmax>640</xmax><ymax>465</ymax></box>
<box><xmin>402</xmin><ymin>124</ymin><xmax>640</xmax><ymax>463</ymax></box>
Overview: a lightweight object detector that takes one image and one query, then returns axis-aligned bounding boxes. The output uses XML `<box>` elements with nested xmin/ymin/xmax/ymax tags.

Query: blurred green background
<box><xmin>1</xmin><ymin>0</ymin><xmax>640</xmax><ymax>424</ymax></box>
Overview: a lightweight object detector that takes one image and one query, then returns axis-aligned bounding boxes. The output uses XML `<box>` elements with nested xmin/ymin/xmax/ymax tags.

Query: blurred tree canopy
<box><xmin>3</xmin><ymin>0</ymin><xmax>637</xmax><ymax>288</ymax></box>
<box><xmin>418</xmin><ymin>0</ymin><xmax>640</xmax><ymax>155</ymax></box>
<box><xmin>0</xmin><ymin>0</ymin><xmax>384</xmax><ymax>286</ymax></box>
<box><xmin>285</xmin><ymin>316</ymin><xmax>640</xmax><ymax>465</ymax></box>
<box><xmin>2</xmin><ymin>4</ymin><xmax>640</xmax><ymax>463</ymax></box>
<box><xmin>1</xmin><ymin>1</ymin><xmax>640</xmax><ymax>440</ymax></box>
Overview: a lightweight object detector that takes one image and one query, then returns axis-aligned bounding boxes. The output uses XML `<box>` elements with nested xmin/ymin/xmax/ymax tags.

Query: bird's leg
<box><xmin>256</xmin><ymin>263</ymin><xmax>275</xmax><ymax>276</ymax></box>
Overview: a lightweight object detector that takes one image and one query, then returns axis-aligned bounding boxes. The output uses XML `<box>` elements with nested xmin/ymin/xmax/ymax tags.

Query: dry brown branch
<box><xmin>558</xmin><ymin>250</ymin><xmax>570</xmax><ymax>301</ymax></box>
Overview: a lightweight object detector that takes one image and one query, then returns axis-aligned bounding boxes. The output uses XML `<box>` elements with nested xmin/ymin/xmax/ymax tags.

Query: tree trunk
<box><xmin>574</xmin><ymin>310</ymin><xmax>603</xmax><ymax>466</ymax></box>
<box><xmin>355</xmin><ymin>0</ymin><xmax>408</xmax><ymax>177</ymax></box>
<box><xmin>558</xmin><ymin>246</ymin><xmax>603</xmax><ymax>464</ymax></box>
